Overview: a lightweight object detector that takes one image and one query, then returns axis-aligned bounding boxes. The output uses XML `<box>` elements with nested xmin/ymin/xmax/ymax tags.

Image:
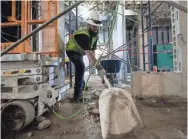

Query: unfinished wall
<box><xmin>169</xmin><ymin>1</ymin><xmax>187</xmax><ymax>98</ymax></box>
<box><xmin>179</xmin><ymin>1</ymin><xmax>187</xmax><ymax>97</ymax></box>
<box><xmin>131</xmin><ymin>72</ymin><xmax>187</xmax><ymax>98</ymax></box>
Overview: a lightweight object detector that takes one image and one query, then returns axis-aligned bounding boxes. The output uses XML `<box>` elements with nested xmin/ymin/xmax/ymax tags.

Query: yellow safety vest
<box><xmin>66</xmin><ymin>29</ymin><xmax>98</xmax><ymax>56</ymax></box>
<box><xmin>65</xmin><ymin>57</ymin><xmax>69</xmax><ymax>62</ymax></box>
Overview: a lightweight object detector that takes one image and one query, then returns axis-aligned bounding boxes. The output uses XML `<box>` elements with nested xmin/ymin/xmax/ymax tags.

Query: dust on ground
<box><xmin>2</xmin><ymin>76</ymin><xmax>187</xmax><ymax>139</ymax></box>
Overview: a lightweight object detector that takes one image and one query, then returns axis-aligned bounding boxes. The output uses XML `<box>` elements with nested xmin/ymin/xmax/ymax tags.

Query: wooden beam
<box><xmin>0</xmin><ymin>22</ymin><xmax>21</xmax><ymax>27</ymax></box>
<box><xmin>27</xmin><ymin>20</ymin><xmax>46</xmax><ymax>24</ymax></box>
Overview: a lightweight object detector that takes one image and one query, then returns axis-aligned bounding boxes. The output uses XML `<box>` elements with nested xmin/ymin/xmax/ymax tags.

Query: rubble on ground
<box><xmin>27</xmin><ymin>131</ymin><xmax>34</xmax><ymax>138</ymax></box>
<box><xmin>37</xmin><ymin>120</ymin><xmax>51</xmax><ymax>130</ymax></box>
<box><xmin>88</xmin><ymin>108</ymin><xmax>99</xmax><ymax>116</ymax></box>
<box><xmin>36</xmin><ymin>116</ymin><xmax>46</xmax><ymax>122</ymax></box>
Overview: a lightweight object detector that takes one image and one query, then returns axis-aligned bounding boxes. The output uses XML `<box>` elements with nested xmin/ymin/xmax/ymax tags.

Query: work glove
<box><xmin>98</xmin><ymin>69</ymin><xmax>106</xmax><ymax>84</ymax></box>
<box><xmin>96</xmin><ymin>64</ymin><xmax>106</xmax><ymax>84</ymax></box>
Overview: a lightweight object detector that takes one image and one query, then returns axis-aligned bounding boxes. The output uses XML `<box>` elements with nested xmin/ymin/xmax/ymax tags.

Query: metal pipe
<box><xmin>69</xmin><ymin>1</ymin><xmax>73</xmax><ymax>87</ymax></box>
<box><xmin>167</xmin><ymin>27</ymin><xmax>170</xmax><ymax>43</ymax></box>
<box><xmin>21</xmin><ymin>1</ymin><xmax>26</xmax><ymax>52</ymax></box>
<box><xmin>156</xmin><ymin>27</ymin><xmax>158</xmax><ymax>43</ymax></box>
<box><xmin>147</xmin><ymin>1</ymin><xmax>153</xmax><ymax>70</ymax></box>
<box><xmin>76</xmin><ymin>3</ymin><xmax>78</xmax><ymax>30</ymax></box>
<box><xmin>141</xmin><ymin>2</ymin><xmax>146</xmax><ymax>71</ymax></box>
<box><xmin>163</xmin><ymin>1</ymin><xmax>187</xmax><ymax>13</ymax></box>
<box><xmin>151</xmin><ymin>1</ymin><xmax>164</xmax><ymax>15</ymax></box>
<box><xmin>1</xmin><ymin>1</ymin><xmax>84</xmax><ymax>56</ymax></box>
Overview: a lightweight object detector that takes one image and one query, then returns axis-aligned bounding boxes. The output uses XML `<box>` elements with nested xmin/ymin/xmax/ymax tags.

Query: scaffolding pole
<box><xmin>140</xmin><ymin>1</ymin><xmax>153</xmax><ymax>71</ymax></box>
<box><xmin>141</xmin><ymin>2</ymin><xmax>146</xmax><ymax>71</ymax></box>
<box><xmin>147</xmin><ymin>1</ymin><xmax>153</xmax><ymax>70</ymax></box>
<box><xmin>163</xmin><ymin>1</ymin><xmax>187</xmax><ymax>13</ymax></box>
<box><xmin>69</xmin><ymin>1</ymin><xmax>73</xmax><ymax>87</ymax></box>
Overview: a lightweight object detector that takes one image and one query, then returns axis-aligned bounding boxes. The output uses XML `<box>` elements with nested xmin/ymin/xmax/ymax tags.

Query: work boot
<box><xmin>68</xmin><ymin>89</ymin><xmax>83</xmax><ymax>103</ymax></box>
<box><xmin>68</xmin><ymin>96</ymin><xmax>87</xmax><ymax>103</ymax></box>
<box><xmin>76</xmin><ymin>95</ymin><xmax>90</xmax><ymax>103</ymax></box>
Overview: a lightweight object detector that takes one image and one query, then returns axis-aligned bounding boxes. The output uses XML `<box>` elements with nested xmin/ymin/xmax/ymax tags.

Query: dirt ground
<box><xmin>2</xmin><ymin>76</ymin><xmax>187</xmax><ymax>139</ymax></box>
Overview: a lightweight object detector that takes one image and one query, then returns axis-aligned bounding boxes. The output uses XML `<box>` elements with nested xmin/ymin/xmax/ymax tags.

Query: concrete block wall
<box><xmin>131</xmin><ymin>72</ymin><xmax>187</xmax><ymax>98</ymax></box>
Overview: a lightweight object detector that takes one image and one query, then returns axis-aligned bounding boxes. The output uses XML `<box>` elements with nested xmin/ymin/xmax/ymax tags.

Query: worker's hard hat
<box><xmin>86</xmin><ymin>11</ymin><xmax>102</xmax><ymax>27</ymax></box>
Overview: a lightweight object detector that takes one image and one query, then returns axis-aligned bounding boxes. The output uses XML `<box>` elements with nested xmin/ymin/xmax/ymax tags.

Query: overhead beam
<box><xmin>163</xmin><ymin>1</ymin><xmax>187</xmax><ymax>13</ymax></box>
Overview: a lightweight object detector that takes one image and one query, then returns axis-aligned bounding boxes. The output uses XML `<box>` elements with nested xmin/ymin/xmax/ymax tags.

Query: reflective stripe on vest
<box><xmin>66</xmin><ymin>29</ymin><xmax>98</xmax><ymax>55</ymax></box>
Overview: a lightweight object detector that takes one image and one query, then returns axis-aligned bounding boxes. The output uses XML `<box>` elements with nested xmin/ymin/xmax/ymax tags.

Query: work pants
<box><xmin>66</xmin><ymin>51</ymin><xmax>85</xmax><ymax>100</ymax></box>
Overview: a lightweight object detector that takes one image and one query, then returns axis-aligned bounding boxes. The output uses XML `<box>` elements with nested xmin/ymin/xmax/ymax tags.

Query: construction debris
<box><xmin>37</xmin><ymin>120</ymin><xmax>51</xmax><ymax>130</ymax></box>
<box><xmin>151</xmin><ymin>99</ymin><xmax>157</xmax><ymax>103</ymax></box>
<box><xmin>94</xmin><ymin>90</ymin><xmax>101</xmax><ymax>97</ymax></box>
<box><xmin>93</xmin><ymin>116</ymin><xmax>100</xmax><ymax>123</ymax></box>
<box><xmin>36</xmin><ymin>116</ymin><xmax>47</xmax><ymax>123</ymax></box>
<box><xmin>27</xmin><ymin>131</ymin><xmax>34</xmax><ymax>138</ymax></box>
<box><xmin>87</xmin><ymin>101</ymin><xmax>98</xmax><ymax>110</ymax></box>
<box><xmin>99</xmin><ymin>88</ymin><xmax>143</xmax><ymax>139</ymax></box>
<box><xmin>88</xmin><ymin>108</ymin><xmax>99</xmax><ymax>116</ymax></box>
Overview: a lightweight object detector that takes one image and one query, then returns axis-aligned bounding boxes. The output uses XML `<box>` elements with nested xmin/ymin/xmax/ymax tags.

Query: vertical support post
<box><xmin>75</xmin><ymin>3</ymin><xmax>78</xmax><ymax>30</ymax></box>
<box><xmin>21</xmin><ymin>1</ymin><xmax>25</xmax><ymax>52</ymax></box>
<box><xmin>141</xmin><ymin>2</ymin><xmax>146</xmax><ymax>71</ymax></box>
<box><xmin>27</xmin><ymin>0</ymin><xmax>31</xmax><ymax>52</ymax></box>
<box><xmin>55</xmin><ymin>0</ymin><xmax>58</xmax><ymax>57</ymax></box>
<box><xmin>156</xmin><ymin>27</ymin><xmax>158</xmax><ymax>43</ymax></box>
<box><xmin>48</xmin><ymin>1</ymin><xmax>51</xmax><ymax>19</ymax></box>
<box><xmin>135</xmin><ymin>28</ymin><xmax>139</xmax><ymax>71</ymax></box>
<box><xmin>12</xmin><ymin>0</ymin><xmax>16</xmax><ymax>20</ymax></box>
<box><xmin>24</xmin><ymin>1</ymin><xmax>27</xmax><ymax>52</ymax></box>
<box><xmin>103</xmin><ymin>29</ymin><xmax>105</xmax><ymax>43</ymax></box>
<box><xmin>167</xmin><ymin>27</ymin><xmax>169</xmax><ymax>43</ymax></box>
<box><xmin>69</xmin><ymin>1</ymin><xmax>72</xmax><ymax>87</ymax></box>
<box><xmin>147</xmin><ymin>0</ymin><xmax>153</xmax><ymax>70</ymax></box>
<box><xmin>17</xmin><ymin>1</ymin><xmax>20</xmax><ymax>40</ymax></box>
<box><xmin>24</xmin><ymin>0</ymin><xmax>30</xmax><ymax>52</ymax></box>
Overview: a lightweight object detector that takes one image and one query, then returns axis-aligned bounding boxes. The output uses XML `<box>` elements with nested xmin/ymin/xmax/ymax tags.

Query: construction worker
<box><xmin>66</xmin><ymin>11</ymin><xmax>106</xmax><ymax>102</ymax></box>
